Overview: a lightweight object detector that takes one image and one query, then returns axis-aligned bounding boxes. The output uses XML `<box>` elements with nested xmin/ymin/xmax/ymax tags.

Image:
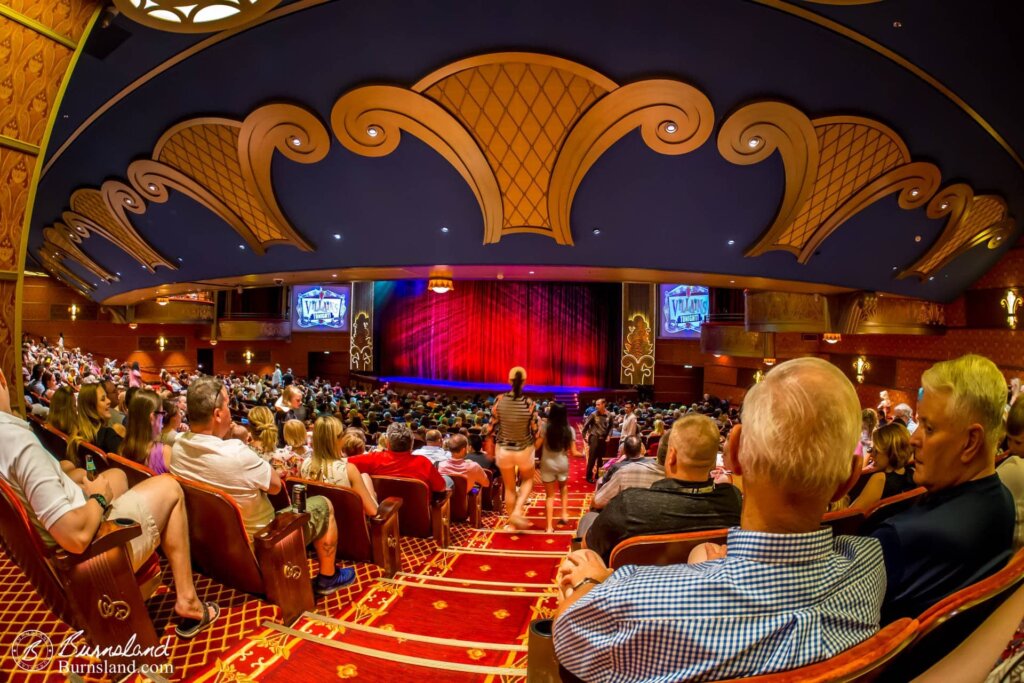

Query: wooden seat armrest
<box><xmin>370</xmin><ymin>496</ymin><xmax>403</xmax><ymax>525</ymax></box>
<box><xmin>254</xmin><ymin>511</ymin><xmax>310</xmax><ymax>548</ymax></box>
<box><xmin>55</xmin><ymin>520</ymin><xmax>143</xmax><ymax>563</ymax></box>
<box><xmin>431</xmin><ymin>492</ymin><xmax>452</xmax><ymax>549</ymax></box>
<box><xmin>431</xmin><ymin>489</ymin><xmax>452</xmax><ymax>507</ymax></box>
<box><xmin>467</xmin><ymin>486</ymin><xmax>482</xmax><ymax>528</ymax></box>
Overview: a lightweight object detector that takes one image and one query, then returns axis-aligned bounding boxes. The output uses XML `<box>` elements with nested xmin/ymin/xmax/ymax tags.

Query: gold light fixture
<box><xmin>753</xmin><ymin>369</ymin><xmax>765</xmax><ymax>384</ymax></box>
<box><xmin>128</xmin><ymin>322</ymin><xmax>138</xmax><ymax>330</ymax></box>
<box><xmin>68</xmin><ymin>304</ymin><xmax>78</xmax><ymax>321</ymax></box>
<box><xmin>1002</xmin><ymin>289</ymin><xmax>1022</xmax><ymax>329</ymax></box>
<box><xmin>763</xmin><ymin>357</ymin><xmax>776</xmax><ymax>367</ymax></box>
<box><xmin>210</xmin><ymin>339</ymin><xmax>218</xmax><ymax>346</ymax></box>
<box><xmin>157</xmin><ymin>335</ymin><xmax>168</xmax><ymax>351</ymax></box>
<box><xmin>853</xmin><ymin>356</ymin><xmax>871</xmax><ymax>384</ymax></box>
<box><xmin>156</xmin><ymin>297</ymin><xmax>169</xmax><ymax>306</ymax></box>
<box><xmin>822</xmin><ymin>333</ymin><xmax>842</xmax><ymax>344</ymax></box>
<box><xmin>428</xmin><ymin>277</ymin><xmax>454</xmax><ymax>294</ymax></box>
<box><xmin>112</xmin><ymin>0</ymin><xmax>284</xmax><ymax>34</ymax></box>
<box><xmin>243</xmin><ymin>350</ymin><xmax>254</xmax><ymax>365</ymax></box>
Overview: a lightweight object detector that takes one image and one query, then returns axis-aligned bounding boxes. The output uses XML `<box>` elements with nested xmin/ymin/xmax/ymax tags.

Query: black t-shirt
<box><xmin>93</xmin><ymin>426</ymin><xmax>123</xmax><ymax>454</ymax></box>
<box><xmin>870</xmin><ymin>474</ymin><xmax>1014</xmax><ymax>622</ymax></box>
<box><xmin>882</xmin><ymin>467</ymin><xmax>917</xmax><ymax>500</ymax></box>
<box><xmin>466</xmin><ymin>451</ymin><xmax>497</xmax><ymax>474</ymax></box>
<box><xmin>585</xmin><ymin>478</ymin><xmax>743</xmax><ymax>563</ymax></box>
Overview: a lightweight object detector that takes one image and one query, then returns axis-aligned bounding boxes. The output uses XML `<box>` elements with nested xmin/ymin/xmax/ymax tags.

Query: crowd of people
<box><xmin>10</xmin><ymin>336</ymin><xmax>1024</xmax><ymax>679</ymax></box>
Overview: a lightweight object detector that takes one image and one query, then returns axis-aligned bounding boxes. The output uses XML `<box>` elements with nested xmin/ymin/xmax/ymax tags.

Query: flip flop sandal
<box><xmin>175</xmin><ymin>600</ymin><xmax>221</xmax><ymax>639</ymax></box>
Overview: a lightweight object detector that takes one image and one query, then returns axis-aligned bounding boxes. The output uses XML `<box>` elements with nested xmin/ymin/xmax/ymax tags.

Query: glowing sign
<box><xmin>293</xmin><ymin>285</ymin><xmax>349</xmax><ymax>331</ymax></box>
<box><xmin>659</xmin><ymin>284</ymin><xmax>709</xmax><ymax>338</ymax></box>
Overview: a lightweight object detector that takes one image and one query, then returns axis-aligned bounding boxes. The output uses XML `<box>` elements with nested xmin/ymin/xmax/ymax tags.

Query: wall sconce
<box><xmin>1002</xmin><ymin>289</ymin><xmax>1021</xmax><ymax>329</ymax></box>
<box><xmin>853</xmin><ymin>356</ymin><xmax>871</xmax><ymax>384</ymax></box>
<box><xmin>753</xmin><ymin>369</ymin><xmax>764</xmax><ymax>384</ymax></box>
<box><xmin>157</xmin><ymin>335</ymin><xmax>167</xmax><ymax>351</ymax></box>
<box><xmin>68</xmin><ymin>304</ymin><xmax>78</xmax><ymax>321</ymax></box>
<box><xmin>763</xmin><ymin>357</ymin><xmax>776</xmax><ymax>367</ymax></box>
<box><xmin>210</xmin><ymin>339</ymin><xmax>218</xmax><ymax>346</ymax></box>
<box><xmin>822</xmin><ymin>333</ymin><xmax>842</xmax><ymax>344</ymax></box>
<box><xmin>128</xmin><ymin>322</ymin><xmax>138</xmax><ymax>330</ymax></box>
<box><xmin>243</xmin><ymin>350</ymin><xmax>254</xmax><ymax>365</ymax></box>
<box><xmin>428</xmin><ymin>277</ymin><xmax>453</xmax><ymax>294</ymax></box>
<box><xmin>156</xmin><ymin>297</ymin><xmax>169</xmax><ymax>306</ymax></box>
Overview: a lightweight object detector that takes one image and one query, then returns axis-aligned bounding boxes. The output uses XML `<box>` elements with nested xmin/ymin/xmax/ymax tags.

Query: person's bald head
<box><xmin>448</xmin><ymin>434</ymin><xmax>468</xmax><ymax>457</ymax></box>
<box><xmin>666</xmin><ymin>415</ymin><xmax>720</xmax><ymax>474</ymax></box>
<box><xmin>425</xmin><ymin>429</ymin><xmax>442</xmax><ymax>445</ymax></box>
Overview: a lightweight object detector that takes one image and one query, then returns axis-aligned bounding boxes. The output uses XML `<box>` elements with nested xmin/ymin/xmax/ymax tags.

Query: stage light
<box><xmin>156</xmin><ymin>297</ymin><xmax>169</xmax><ymax>306</ymax></box>
<box><xmin>428</xmin><ymin>278</ymin><xmax>453</xmax><ymax>294</ymax></box>
<box><xmin>822</xmin><ymin>333</ymin><xmax>841</xmax><ymax>344</ymax></box>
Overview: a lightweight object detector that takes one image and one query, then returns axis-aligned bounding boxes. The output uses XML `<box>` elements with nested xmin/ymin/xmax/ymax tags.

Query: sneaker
<box><xmin>315</xmin><ymin>567</ymin><xmax>356</xmax><ymax>595</ymax></box>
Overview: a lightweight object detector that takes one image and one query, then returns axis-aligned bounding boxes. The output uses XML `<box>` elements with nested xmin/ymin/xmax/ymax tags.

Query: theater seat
<box><xmin>874</xmin><ymin>547</ymin><xmax>1024</xmax><ymax>682</ymax></box>
<box><xmin>105</xmin><ymin>452</ymin><xmax>156</xmax><ymax>489</ymax></box>
<box><xmin>77</xmin><ymin>441</ymin><xmax>111</xmax><ymax>474</ymax></box>
<box><xmin>482</xmin><ymin>471</ymin><xmax>504</xmax><ymax>512</ymax></box>
<box><xmin>0</xmin><ymin>476</ymin><xmax>165</xmax><ymax>669</ymax></box>
<box><xmin>448</xmin><ymin>473</ymin><xmax>482</xmax><ymax>527</ymax></box>
<box><xmin>288</xmin><ymin>477</ymin><xmax>403</xmax><ymax>577</ymax></box>
<box><xmin>30</xmin><ymin>419</ymin><xmax>70</xmax><ymax>462</ymax></box>
<box><xmin>867</xmin><ymin>486</ymin><xmax>927</xmax><ymax>523</ymax></box>
<box><xmin>822</xmin><ymin>507</ymin><xmax>866</xmax><ymax>536</ymax></box>
<box><xmin>608</xmin><ymin>528</ymin><xmax>730</xmax><ymax>569</ymax></box>
<box><xmin>525</xmin><ymin>616</ymin><xmax>917</xmax><ymax>683</ymax></box>
<box><xmin>173</xmin><ymin>476</ymin><xmax>315</xmax><ymax>625</ymax></box>
<box><xmin>371</xmin><ymin>475</ymin><xmax>451</xmax><ymax>548</ymax></box>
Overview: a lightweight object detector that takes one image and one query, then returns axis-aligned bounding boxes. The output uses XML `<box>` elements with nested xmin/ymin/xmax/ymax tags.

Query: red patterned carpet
<box><xmin>0</xmin><ymin>454</ymin><xmax>593</xmax><ymax>682</ymax></box>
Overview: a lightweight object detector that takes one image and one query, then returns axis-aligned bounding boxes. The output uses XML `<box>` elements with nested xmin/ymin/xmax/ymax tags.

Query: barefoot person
<box><xmin>490</xmin><ymin>367</ymin><xmax>538</xmax><ymax>527</ymax></box>
<box><xmin>537</xmin><ymin>402</ymin><xmax>577</xmax><ymax>532</ymax></box>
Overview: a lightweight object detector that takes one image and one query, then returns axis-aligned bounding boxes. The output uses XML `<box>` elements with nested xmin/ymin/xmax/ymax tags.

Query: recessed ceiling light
<box><xmin>367</xmin><ymin>126</ymin><xmax>380</xmax><ymax>138</ymax></box>
<box><xmin>142</xmin><ymin>265</ymin><xmax>147</xmax><ymax>270</ymax></box>
<box><xmin>929</xmin><ymin>276</ymin><xmax>935</xmax><ymax>281</ymax></box>
<box><xmin>747</xmin><ymin>136</ymin><xmax>763</xmax><ymax>149</ymax></box>
<box><xmin>441</xmin><ymin>226</ymin><xmax>449</xmax><ymax>233</ymax></box>
<box><xmin>914</xmin><ymin>235</ymin><xmax>922</xmax><ymax>242</ymax></box>
<box><xmin>238</xmin><ymin>244</ymin><xmax>246</xmax><ymax>250</ymax></box>
<box><xmin>147</xmin><ymin>183</ymin><xmax>157</xmax><ymax>191</ymax></box>
<box><xmin>115</xmin><ymin>272</ymin><xmax>121</xmax><ymax>277</ymax></box>
<box><xmin>665</xmin><ymin>122</ymin><xmax>678</xmax><ymax>133</ymax></box>
<box><xmin>124</xmin><ymin>198</ymin><xmax>135</xmax><ymax>206</ymax></box>
<box><xmin>892</xmin><ymin>266</ymin><xmax>898</xmax><ymax>271</ymax></box>
<box><xmin>332</xmin><ymin>274</ymin><xmax>337</xmax><ymax>278</ymax></box>
<box><xmin>177</xmin><ymin>257</ymin><xmax>183</xmax><ymax>263</ymax></box>
<box><xmin>289</xmin><ymin>136</ymin><xmax>301</xmax><ymax>147</ymax></box>
<box><xmin>333</xmin><ymin>233</ymin><xmax>342</xmax><ymax>240</ymax></box>
<box><xmin>939</xmin><ymin>202</ymin><xmax>949</xmax><ymax>210</ymax></box>
<box><xmin>729</xmin><ymin>279</ymin><xmax>735</xmax><ymax>284</ymax></box>
<box><xmin>592</xmin><ymin>228</ymin><xmax>601</xmax><ymax>235</ymax></box>
<box><xmin>909</xmin><ymin>188</ymin><xmax>920</xmax><ymax>197</ymax></box>
<box><xmin>893</xmin><ymin>20</ymin><xmax>902</xmax><ymax>28</ymax></box>
<box><xmin>727</xmin><ymin>239</ymin><xmax>735</xmax><ymax>246</ymax></box>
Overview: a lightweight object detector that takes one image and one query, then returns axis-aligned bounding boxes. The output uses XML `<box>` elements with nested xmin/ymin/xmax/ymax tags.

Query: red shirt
<box><xmin>348</xmin><ymin>450</ymin><xmax>447</xmax><ymax>493</ymax></box>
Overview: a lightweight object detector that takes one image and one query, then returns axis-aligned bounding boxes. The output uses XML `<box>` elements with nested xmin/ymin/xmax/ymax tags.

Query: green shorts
<box><xmin>276</xmin><ymin>494</ymin><xmax>331</xmax><ymax>544</ymax></box>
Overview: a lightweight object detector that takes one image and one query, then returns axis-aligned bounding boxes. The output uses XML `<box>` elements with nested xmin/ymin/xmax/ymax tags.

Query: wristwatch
<box><xmin>572</xmin><ymin>577</ymin><xmax>603</xmax><ymax>592</ymax></box>
<box><xmin>89</xmin><ymin>493</ymin><xmax>110</xmax><ymax>513</ymax></box>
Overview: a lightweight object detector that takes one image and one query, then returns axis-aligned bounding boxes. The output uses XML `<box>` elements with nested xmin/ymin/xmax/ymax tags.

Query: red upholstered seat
<box><xmin>447</xmin><ymin>473</ymin><xmax>482</xmax><ymax>526</ymax></box>
<box><xmin>30</xmin><ymin>419</ymin><xmax>70</xmax><ymax>462</ymax></box>
<box><xmin>106</xmin><ymin>452</ymin><xmax>156</xmax><ymax>489</ymax></box>
<box><xmin>608</xmin><ymin>528</ymin><xmax>730</xmax><ymax>570</ymax></box>
<box><xmin>370</xmin><ymin>475</ymin><xmax>451</xmax><ymax>547</ymax></box>
<box><xmin>867</xmin><ymin>486</ymin><xmax>926</xmax><ymax>523</ymax></box>
<box><xmin>822</xmin><ymin>507</ymin><xmax>866</xmax><ymax>536</ymax></box>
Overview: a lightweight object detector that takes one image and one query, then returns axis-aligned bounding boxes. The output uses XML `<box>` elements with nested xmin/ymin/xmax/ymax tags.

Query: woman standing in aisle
<box><xmin>490</xmin><ymin>367</ymin><xmax>537</xmax><ymax>528</ymax></box>
<box><xmin>536</xmin><ymin>402</ymin><xmax>577</xmax><ymax>532</ymax></box>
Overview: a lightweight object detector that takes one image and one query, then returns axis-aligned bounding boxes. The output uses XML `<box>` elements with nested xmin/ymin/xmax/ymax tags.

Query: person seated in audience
<box><xmin>274</xmin><ymin>385</ymin><xmax>302</xmax><ymax>447</ymax></box>
<box><xmin>860</xmin><ymin>408</ymin><xmax>879</xmax><ymax>460</ymax></box>
<box><xmin>274</xmin><ymin>419</ymin><xmax>309</xmax><ymax>477</ymax></box>
<box><xmin>300</xmin><ymin>417</ymin><xmax>377</xmax><ymax>515</ymax></box>
<box><xmin>0</xmin><ymin>368</ymin><xmax>219</xmax><ymax>638</ymax></box>
<box><xmin>581</xmin><ymin>415</ymin><xmax>741</xmax><ymax>563</ymax></box>
<box><xmin>553</xmin><ymin>357</ymin><xmax>883</xmax><ymax>681</ymax></box>
<box><xmin>247</xmin><ymin>406</ymin><xmax>280</xmax><ymax>461</ymax></box>
<box><xmin>66</xmin><ymin>382</ymin><xmax>124</xmax><ymax>467</ymax></box>
<box><xmin>438</xmin><ymin>433</ymin><xmax>490</xmax><ymax>491</ymax></box>
<box><xmin>412</xmin><ymin>429</ymin><xmax>449</xmax><ymax>464</ymax></box>
<box><xmin>465</xmin><ymin>433</ymin><xmax>498</xmax><ymax>476</ymax></box>
<box><xmin>171</xmin><ymin>377</ymin><xmax>355</xmax><ymax>595</ymax></box>
<box><xmin>588</xmin><ymin>435</ymin><xmax>665</xmax><ymax>513</ymax></box>
<box><xmin>997</xmin><ymin>399</ymin><xmax>1024</xmax><ymax>550</ymax></box>
<box><xmin>892</xmin><ymin>402</ymin><xmax>917</xmax><ymax>433</ymax></box>
<box><xmin>103</xmin><ymin>379</ymin><xmax>125</xmax><ymax>427</ymax></box>
<box><xmin>160</xmin><ymin>398</ymin><xmax>183</xmax><ymax>446</ymax></box>
<box><xmin>120</xmin><ymin>389</ymin><xmax>172</xmax><ymax>474</ymax></box>
<box><xmin>645</xmin><ymin>418</ymin><xmax>665</xmax><ymax>456</ymax></box>
<box><xmin>869</xmin><ymin>354</ymin><xmax>1014</xmax><ymax>622</ymax></box>
<box><xmin>349</xmin><ymin>422</ymin><xmax>449</xmax><ymax>496</ymax></box>
<box><xmin>849</xmin><ymin>422</ymin><xmax>916</xmax><ymax>510</ymax></box>
<box><xmin>46</xmin><ymin>385</ymin><xmax>76</xmax><ymax>434</ymax></box>
<box><xmin>598</xmin><ymin>435</ymin><xmax>647</xmax><ymax>486</ymax></box>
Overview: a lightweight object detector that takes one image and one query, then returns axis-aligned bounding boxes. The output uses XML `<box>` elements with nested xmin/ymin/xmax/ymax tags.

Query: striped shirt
<box><xmin>554</xmin><ymin>528</ymin><xmax>885</xmax><ymax>682</ymax></box>
<box><xmin>493</xmin><ymin>393</ymin><xmax>535</xmax><ymax>449</ymax></box>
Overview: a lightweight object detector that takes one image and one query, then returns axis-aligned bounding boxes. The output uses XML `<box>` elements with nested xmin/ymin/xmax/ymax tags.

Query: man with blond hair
<box><xmin>583</xmin><ymin>414</ymin><xmax>740</xmax><ymax>563</ymax></box>
<box><xmin>870</xmin><ymin>354</ymin><xmax>1014</xmax><ymax>622</ymax></box>
<box><xmin>553</xmin><ymin>357</ymin><xmax>884</xmax><ymax>682</ymax></box>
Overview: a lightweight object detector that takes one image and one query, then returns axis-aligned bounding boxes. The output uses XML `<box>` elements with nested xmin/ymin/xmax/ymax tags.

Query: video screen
<box><xmin>659</xmin><ymin>284</ymin><xmax>709</xmax><ymax>338</ymax></box>
<box><xmin>293</xmin><ymin>284</ymin><xmax>350</xmax><ymax>331</ymax></box>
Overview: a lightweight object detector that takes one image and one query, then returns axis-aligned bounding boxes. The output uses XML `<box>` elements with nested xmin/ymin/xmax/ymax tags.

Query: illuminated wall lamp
<box><xmin>210</xmin><ymin>339</ymin><xmax>218</xmax><ymax>346</ymax></box>
<box><xmin>243</xmin><ymin>350</ymin><xmax>254</xmax><ymax>365</ymax></box>
<box><xmin>428</xmin><ymin>278</ymin><xmax>453</xmax><ymax>294</ymax></box>
<box><xmin>1002</xmin><ymin>289</ymin><xmax>1021</xmax><ymax>329</ymax></box>
<box><xmin>822</xmin><ymin>333</ymin><xmax>842</xmax><ymax>344</ymax></box>
<box><xmin>763</xmin><ymin>357</ymin><xmax>776</xmax><ymax>367</ymax></box>
<box><xmin>156</xmin><ymin>297</ymin><xmax>169</xmax><ymax>306</ymax></box>
<box><xmin>853</xmin><ymin>356</ymin><xmax>871</xmax><ymax>384</ymax></box>
<box><xmin>157</xmin><ymin>335</ymin><xmax>167</xmax><ymax>352</ymax></box>
<box><xmin>753</xmin><ymin>369</ymin><xmax>765</xmax><ymax>384</ymax></box>
<box><xmin>128</xmin><ymin>322</ymin><xmax>138</xmax><ymax>330</ymax></box>
<box><xmin>68</xmin><ymin>304</ymin><xmax>78</xmax><ymax>321</ymax></box>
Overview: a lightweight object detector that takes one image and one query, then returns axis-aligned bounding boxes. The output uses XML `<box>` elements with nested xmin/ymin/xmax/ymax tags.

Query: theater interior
<box><xmin>1</xmin><ymin>0</ymin><xmax>1024</xmax><ymax>680</ymax></box>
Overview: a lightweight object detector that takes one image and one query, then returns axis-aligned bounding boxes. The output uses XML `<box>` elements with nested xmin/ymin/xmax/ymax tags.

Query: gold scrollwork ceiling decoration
<box><xmin>898</xmin><ymin>184</ymin><xmax>1015</xmax><ymax>281</ymax></box>
<box><xmin>37</xmin><ymin>247</ymin><xmax>93</xmax><ymax>294</ymax></box>
<box><xmin>331</xmin><ymin>52</ymin><xmax>715</xmax><ymax>245</ymax></box>
<box><xmin>41</xmin><ymin>225</ymin><xmax>116</xmax><ymax>284</ymax></box>
<box><xmin>718</xmin><ymin>102</ymin><xmax>941</xmax><ymax>262</ymax></box>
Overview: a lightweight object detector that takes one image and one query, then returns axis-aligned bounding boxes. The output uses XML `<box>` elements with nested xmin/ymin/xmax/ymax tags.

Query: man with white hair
<box><xmin>892</xmin><ymin>402</ymin><xmax>917</xmax><ymax>433</ymax></box>
<box><xmin>553</xmin><ymin>357</ymin><xmax>884</xmax><ymax>682</ymax></box>
<box><xmin>870</xmin><ymin>354</ymin><xmax>1014</xmax><ymax>622</ymax></box>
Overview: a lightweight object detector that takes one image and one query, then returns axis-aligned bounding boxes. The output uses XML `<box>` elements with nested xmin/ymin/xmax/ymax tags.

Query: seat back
<box><xmin>0</xmin><ymin>476</ymin><xmax>75</xmax><ymax>625</ymax></box>
<box><xmin>609</xmin><ymin>528</ymin><xmax>729</xmax><ymax>569</ymax></box>
<box><xmin>105</xmin><ymin>453</ymin><xmax>156</xmax><ymax>489</ymax></box>
<box><xmin>847</xmin><ymin>466</ymin><xmax>878</xmax><ymax>500</ymax></box>
<box><xmin>32</xmin><ymin>421</ymin><xmax>69</xmax><ymax>462</ymax></box>
<box><xmin>371</xmin><ymin>475</ymin><xmax>432</xmax><ymax>537</ymax></box>
<box><xmin>877</xmin><ymin>548</ymin><xmax>1024</xmax><ymax>681</ymax></box>
<box><xmin>448</xmin><ymin>473</ymin><xmax>470</xmax><ymax>522</ymax></box>
<box><xmin>292</xmin><ymin>477</ymin><xmax>373</xmax><ymax>562</ymax></box>
<box><xmin>174</xmin><ymin>477</ymin><xmax>266</xmax><ymax>596</ymax></box>
<box><xmin>867</xmin><ymin>486</ymin><xmax>927</xmax><ymax>523</ymax></box>
<box><xmin>822</xmin><ymin>507</ymin><xmax>866</xmax><ymax>537</ymax></box>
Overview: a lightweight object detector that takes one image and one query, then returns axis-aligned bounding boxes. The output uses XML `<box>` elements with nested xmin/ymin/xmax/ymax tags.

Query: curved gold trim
<box><xmin>550</xmin><ymin>80</ymin><xmax>714</xmax><ymax>245</ymax></box>
<box><xmin>40</xmin><ymin>0</ymin><xmax>330</xmax><ymax>179</ymax></box>
<box><xmin>751</xmin><ymin>0</ymin><xmax>1024</xmax><ymax>172</ymax></box>
<box><xmin>412</xmin><ymin>51</ymin><xmax>619</xmax><ymax>93</ymax></box>
<box><xmin>0</xmin><ymin>5</ymin><xmax>77</xmax><ymax>49</ymax></box>
<box><xmin>330</xmin><ymin>85</ymin><xmax>503</xmax><ymax>243</ymax></box>
<box><xmin>41</xmin><ymin>224</ymin><xmax>116</xmax><ymax>282</ymax></box>
<box><xmin>0</xmin><ymin>134</ymin><xmax>40</xmax><ymax>156</ymax></box>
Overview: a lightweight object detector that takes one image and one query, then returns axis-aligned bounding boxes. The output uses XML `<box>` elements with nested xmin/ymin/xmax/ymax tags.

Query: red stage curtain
<box><xmin>378</xmin><ymin>281</ymin><xmax>613</xmax><ymax>388</ymax></box>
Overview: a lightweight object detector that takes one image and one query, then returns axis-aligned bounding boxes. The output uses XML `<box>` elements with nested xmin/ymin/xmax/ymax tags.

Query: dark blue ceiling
<box><xmin>31</xmin><ymin>0</ymin><xmax>1024</xmax><ymax>303</ymax></box>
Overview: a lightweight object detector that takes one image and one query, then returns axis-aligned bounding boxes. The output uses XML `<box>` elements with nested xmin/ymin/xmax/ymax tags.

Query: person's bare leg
<box><xmin>559</xmin><ymin>480</ymin><xmax>570</xmax><ymax>523</ymax></box>
<box><xmin>498</xmin><ymin>463</ymin><xmax>518</xmax><ymax>518</ymax></box>
<box><xmin>514</xmin><ymin>462</ymin><xmax>535</xmax><ymax>518</ymax></box>
<box><xmin>544</xmin><ymin>480</ymin><xmax>557</xmax><ymax>532</ymax></box>
<box><xmin>96</xmin><ymin>468</ymin><xmax>128</xmax><ymax>498</ymax></box>
<box><xmin>129</xmin><ymin>475</ymin><xmax>204</xmax><ymax>620</ymax></box>
<box><xmin>312</xmin><ymin>500</ymin><xmax>338</xmax><ymax>576</ymax></box>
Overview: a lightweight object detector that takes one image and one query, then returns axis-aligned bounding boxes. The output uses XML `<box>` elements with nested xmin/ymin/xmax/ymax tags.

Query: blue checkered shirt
<box><xmin>553</xmin><ymin>528</ymin><xmax>885</xmax><ymax>682</ymax></box>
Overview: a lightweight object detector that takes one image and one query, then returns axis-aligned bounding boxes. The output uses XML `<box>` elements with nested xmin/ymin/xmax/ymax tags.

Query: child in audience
<box><xmin>120</xmin><ymin>389</ymin><xmax>172</xmax><ymax>474</ymax></box>
<box><xmin>300</xmin><ymin>417</ymin><xmax>378</xmax><ymax>515</ymax></box>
